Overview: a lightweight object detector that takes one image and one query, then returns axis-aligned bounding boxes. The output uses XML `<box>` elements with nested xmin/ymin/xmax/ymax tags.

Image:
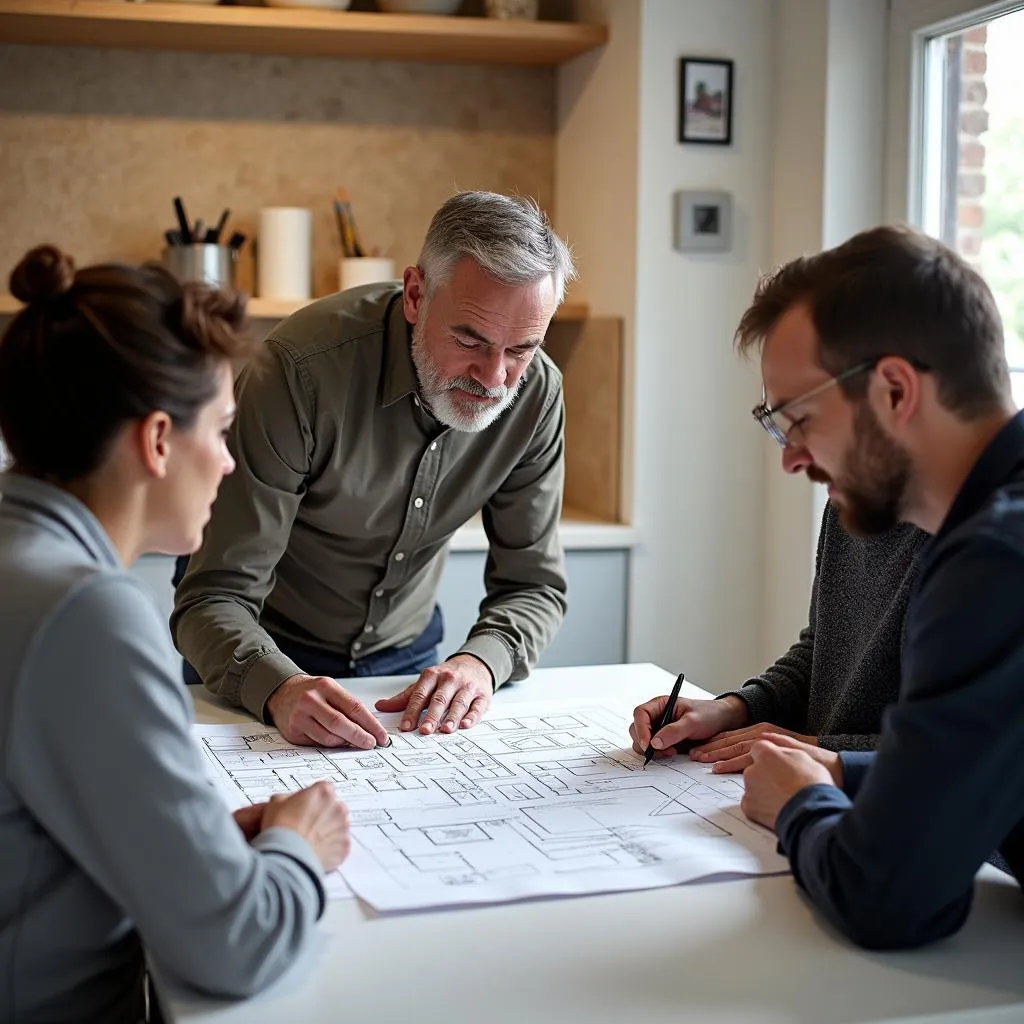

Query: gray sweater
<box><xmin>0</xmin><ymin>474</ymin><xmax>325</xmax><ymax>1023</ymax></box>
<box><xmin>732</xmin><ymin>501</ymin><xmax>928</xmax><ymax>751</ymax></box>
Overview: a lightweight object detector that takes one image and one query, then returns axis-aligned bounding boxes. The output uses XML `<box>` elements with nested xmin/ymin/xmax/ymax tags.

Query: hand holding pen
<box><xmin>641</xmin><ymin>673</ymin><xmax>685</xmax><ymax>768</ymax></box>
<box><xmin>631</xmin><ymin>675</ymin><xmax>751</xmax><ymax>764</ymax></box>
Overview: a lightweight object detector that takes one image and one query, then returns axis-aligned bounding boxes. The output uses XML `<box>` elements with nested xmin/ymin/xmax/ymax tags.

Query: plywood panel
<box><xmin>545</xmin><ymin>315</ymin><xmax>623</xmax><ymax>524</ymax></box>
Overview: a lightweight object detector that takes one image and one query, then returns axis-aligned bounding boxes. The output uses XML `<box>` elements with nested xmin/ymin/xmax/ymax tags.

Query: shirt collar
<box><xmin>0</xmin><ymin>472</ymin><xmax>122</xmax><ymax>568</ymax></box>
<box><xmin>937</xmin><ymin>409</ymin><xmax>1024</xmax><ymax>538</ymax></box>
<box><xmin>381</xmin><ymin>292</ymin><xmax>420</xmax><ymax>408</ymax></box>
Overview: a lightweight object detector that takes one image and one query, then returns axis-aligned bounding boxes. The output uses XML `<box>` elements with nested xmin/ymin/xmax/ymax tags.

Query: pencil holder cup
<box><xmin>339</xmin><ymin>256</ymin><xmax>397</xmax><ymax>292</ymax></box>
<box><xmin>161</xmin><ymin>244</ymin><xmax>236</xmax><ymax>290</ymax></box>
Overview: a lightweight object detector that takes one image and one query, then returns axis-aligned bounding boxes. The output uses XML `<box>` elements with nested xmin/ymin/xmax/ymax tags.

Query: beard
<box><xmin>409</xmin><ymin>315</ymin><xmax>523</xmax><ymax>433</ymax></box>
<box><xmin>809</xmin><ymin>403</ymin><xmax>912</xmax><ymax>537</ymax></box>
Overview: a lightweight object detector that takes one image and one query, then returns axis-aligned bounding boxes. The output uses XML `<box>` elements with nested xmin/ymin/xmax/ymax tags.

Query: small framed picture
<box><xmin>673</xmin><ymin>190</ymin><xmax>733</xmax><ymax>254</ymax></box>
<box><xmin>678</xmin><ymin>57</ymin><xmax>734</xmax><ymax>145</ymax></box>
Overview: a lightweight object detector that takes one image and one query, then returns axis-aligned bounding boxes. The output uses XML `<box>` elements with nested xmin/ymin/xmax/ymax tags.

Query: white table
<box><xmin>166</xmin><ymin>664</ymin><xmax>1024</xmax><ymax>1024</ymax></box>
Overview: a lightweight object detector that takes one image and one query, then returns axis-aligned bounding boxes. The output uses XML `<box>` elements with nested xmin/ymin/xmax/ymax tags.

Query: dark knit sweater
<box><xmin>775</xmin><ymin>412</ymin><xmax>1024</xmax><ymax>948</ymax></box>
<box><xmin>731</xmin><ymin>500</ymin><xmax>928</xmax><ymax>751</ymax></box>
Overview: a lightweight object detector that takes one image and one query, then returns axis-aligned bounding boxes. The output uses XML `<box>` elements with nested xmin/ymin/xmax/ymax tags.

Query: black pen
<box><xmin>642</xmin><ymin>672</ymin><xmax>685</xmax><ymax>769</ymax></box>
<box><xmin>211</xmin><ymin>207</ymin><xmax>231</xmax><ymax>244</ymax></box>
<box><xmin>173</xmin><ymin>196</ymin><xmax>192</xmax><ymax>244</ymax></box>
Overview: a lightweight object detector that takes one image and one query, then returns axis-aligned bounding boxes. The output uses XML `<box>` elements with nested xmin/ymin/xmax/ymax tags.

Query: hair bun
<box><xmin>10</xmin><ymin>245</ymin><xmax>76</xmax><ymax>305</ymax></box>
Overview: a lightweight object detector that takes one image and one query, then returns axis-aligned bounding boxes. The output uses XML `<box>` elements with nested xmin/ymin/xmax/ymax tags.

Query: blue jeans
<box><xmin>175</xmin><ymin>556</ymin><xmax>444</xmax><ymax>684</ymax></box>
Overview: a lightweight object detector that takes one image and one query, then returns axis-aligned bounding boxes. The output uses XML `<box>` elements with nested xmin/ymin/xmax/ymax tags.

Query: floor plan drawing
<box><xmin>195</xmin><ymin>700</ymin><xmax>789</xmax><ymax>912</ymax></box>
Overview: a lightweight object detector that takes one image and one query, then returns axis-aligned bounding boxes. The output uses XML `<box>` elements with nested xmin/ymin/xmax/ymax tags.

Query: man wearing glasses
<box><xmin>726</xmin><ymin>224</ymin><xmax>1024</xmax><ymax>949</ymax></box>
<box><xmin>631</xmin><ymin>389</ymin><xmax>926</xmax><ymax>771</ymax></box>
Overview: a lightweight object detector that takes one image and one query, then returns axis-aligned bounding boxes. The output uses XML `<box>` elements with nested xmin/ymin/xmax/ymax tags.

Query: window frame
<box><xmin>885</xmin><ymin>0</ymin><xmax>1024</xmax><ymax>226</ymax></box>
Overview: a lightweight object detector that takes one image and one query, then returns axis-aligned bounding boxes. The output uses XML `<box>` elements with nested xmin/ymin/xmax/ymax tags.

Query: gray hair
<box><xmin>418</xmin><ymin>191</ymin><xmax>576</xmax><ymax>306</ymax></box>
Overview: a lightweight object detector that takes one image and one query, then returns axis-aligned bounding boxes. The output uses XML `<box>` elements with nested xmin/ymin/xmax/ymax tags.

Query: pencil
<box><xmin>336</xmin><ymin>186</ymin><xmax>366</xmax><ymax>258</ymax></box>
<box><xmin>333</xmin><ymin>198</ymin><xmax>353</xmax><ymax>257</ymax></box>
<box><xmin>642</xmin><ymin>672</ymin><xmax>685</xmax><ymax>769</ymax></box>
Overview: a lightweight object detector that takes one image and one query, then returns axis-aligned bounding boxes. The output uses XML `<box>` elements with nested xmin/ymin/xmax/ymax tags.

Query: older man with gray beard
<box><xmin>172</xmin><ymin>191</ymin><xmax>574</xmax><ymax>748</ymax></box>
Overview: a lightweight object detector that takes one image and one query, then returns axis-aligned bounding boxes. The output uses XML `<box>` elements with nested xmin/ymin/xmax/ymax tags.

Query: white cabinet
<box><xmin>131</xmin><ymin>546</ymin><xmax>630</xmax><ymax>668</ymax></box>
<box><xmin>436</xmin><ymin>549</ymin><xmax>629</xmax><ymax>668</ymax></box>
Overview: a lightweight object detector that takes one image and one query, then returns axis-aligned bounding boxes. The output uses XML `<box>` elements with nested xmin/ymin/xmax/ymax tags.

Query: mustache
<box><xmin>446</xmin><ymin>377</ymin><xmax>505</xmax><ymax>399</ymax></box>
<box><xmin>806</xmin><ymin>466</ymin><xmax>831</xmax><ymax>485</ymax></box>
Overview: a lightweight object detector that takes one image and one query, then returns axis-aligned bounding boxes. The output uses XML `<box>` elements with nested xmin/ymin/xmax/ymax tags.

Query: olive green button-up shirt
<box><xmin>171</xmin><ymin>284</ymin><xmax>567</xmax><ymax>721</ymax></box>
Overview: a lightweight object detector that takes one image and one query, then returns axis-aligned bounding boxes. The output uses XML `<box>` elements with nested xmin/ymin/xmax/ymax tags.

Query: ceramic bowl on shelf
<box><xmin>376</xmin><ymin>0</ymin><xmax>461</xmax><ymax>14</ymax></box>
<box><xmin>264</xmin><ymin>0</ymin><xmax>353</xmax><ymax>8</ymax></box>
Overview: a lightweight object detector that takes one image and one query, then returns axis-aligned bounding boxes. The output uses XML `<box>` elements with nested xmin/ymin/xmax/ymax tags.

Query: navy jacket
<box><xmin>776</xmin><ymin>411</ymin><xmax>1024</xmax><ymax>949</ymax></box>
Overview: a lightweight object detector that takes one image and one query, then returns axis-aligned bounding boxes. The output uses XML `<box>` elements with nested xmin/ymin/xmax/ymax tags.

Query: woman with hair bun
<box><xmin>0</xmin><ymin>246</ymin><xmax>350</xmax><ymax>1023</ymax></box>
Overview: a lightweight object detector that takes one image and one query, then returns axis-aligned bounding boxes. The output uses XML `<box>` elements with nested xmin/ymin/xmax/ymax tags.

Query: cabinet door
<box><xmin>132</xmin><ymin>548</ymin><xmax>632</xmax><ymax>668</ymax></box>
<box><xmin>131</xmin><ymin>554</ymin><xmax>177</xmax><ymax>635</ymax></box>
<box><xmin>435</xmin><ymin>550</ymin><xmax>629</xmax><ymax>668</ymax></box>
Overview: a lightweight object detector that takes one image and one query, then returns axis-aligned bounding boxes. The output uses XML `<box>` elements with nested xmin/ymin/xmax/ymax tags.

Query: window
<box><xmin>918</xmin><ymin>6</ymin><xmax>1024</xmax><ymax>405</ymax></box>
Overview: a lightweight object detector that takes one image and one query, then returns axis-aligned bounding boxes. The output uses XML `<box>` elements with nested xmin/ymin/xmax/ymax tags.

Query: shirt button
<box><xmin>430</xmin><ymin>441</ymin><xmax>438</xmax><ymax>451</ymax></box>
<box><xmin>352</xmin><ymin>641</ymin><xmax>362</xmax><ymax>652</ymax></box>
<box><xmin>374</xmin><ymin>588</ymin><xmax>384</xmax><ymax>598</ymax></box>
<box><xmin>364</xmin><ymin>624</ymin><xmax>375</xmax><ymax>634</ymax></box>
<box><xmin>413</xmin><ymin>497</ymin><xmax>424</xmax><ymax>509</ymax></box>
<box><xmin>394</xmin><ymin>551</ymin><xmax>405</xmax><ymax>561</ymax></box>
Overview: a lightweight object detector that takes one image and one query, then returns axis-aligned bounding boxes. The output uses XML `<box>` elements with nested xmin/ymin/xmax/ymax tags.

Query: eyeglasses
<box><xmin>751</xmin><ymin>355</ymin><xmax>929</xmax><ymax>447</ymax></box>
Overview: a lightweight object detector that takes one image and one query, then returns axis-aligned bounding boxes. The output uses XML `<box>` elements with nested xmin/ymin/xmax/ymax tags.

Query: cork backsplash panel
<box><xmin>0</xmin><ymin>44</ymin><xmax>555</xmax><ymax>297</ymax></box>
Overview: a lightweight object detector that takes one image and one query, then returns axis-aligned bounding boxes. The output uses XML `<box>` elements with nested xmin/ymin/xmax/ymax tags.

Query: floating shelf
<box><xmin>0</xmin><ymin>293</ymin><xmax>589</xmax><ymax>322</ymax></box>
<box><xmin>248</xmin><ymin>297</ymin><xmax>590</xmax><ymax>321</ymax></box>
<box><xmin>0</xmin><ymin>1</ymin><xmax>608</xmax><ymax>66</ymax></box>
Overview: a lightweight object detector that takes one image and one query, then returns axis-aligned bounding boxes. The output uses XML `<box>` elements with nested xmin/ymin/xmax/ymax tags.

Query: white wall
<box><xmin>823</xmin><ymin>0</ymin><xmax>889</xmax><ymax>247</ymax></box>
<box><xmin>760</xmin><ymin>0</ymin><xmax>889</xmax><ymax>667</ymax></box>
<box><xmin>760</xmin><ymin>0</ymin><xmax>830</xmax><ymax>669</ymax></box>
<box><xmin>627</xmin><ymin>0</ymin><xmax>773</xmax><ymax>690</ymax></box>
<box><xmin>556</xmin><ymin>0</ymin><xmax>892</xmax><ymax>693</ymax></box>
<box><xmin>558</xmin><ymin>0</ymin><xmax>776</xmax><ymax>692</ymax></box>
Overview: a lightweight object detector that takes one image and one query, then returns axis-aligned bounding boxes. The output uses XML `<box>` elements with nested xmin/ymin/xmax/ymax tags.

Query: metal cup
<box><xmin>161</xmin><ymin>243</ymin><xmax>236</xmax><ymax>289</ymax></box>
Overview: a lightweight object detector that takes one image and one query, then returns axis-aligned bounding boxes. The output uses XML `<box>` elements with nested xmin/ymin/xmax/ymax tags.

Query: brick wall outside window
<box><xmin>955</xmin><ymin>27</ymin><xmax>988</xmax><ymax>264</ymax></box>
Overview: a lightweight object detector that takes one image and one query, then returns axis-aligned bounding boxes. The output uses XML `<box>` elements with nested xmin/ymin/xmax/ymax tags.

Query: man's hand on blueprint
<box><xmin>375</xmin><ymin>654</ymin><xmax>493</xmax><ymax>735</ymax></box>
<box><xmin>262</xmin><ymin>781</ymin><xmax>352</xmax><ymax>871</ymax></box>
<box><xmin>741</xmin><ymin>734</ymin><xmax>842</xmax><ymax>830</ymax></box>
<box><xmin>267</xmin><ymin>675</ymin><xmax>391</xmax><ymax>750</ymax></box>
<box><xmin>630</xmin><ymin>694</ymin><xmax>748</xmax><ymax>759</ymax></box>
<box><xmin>690</xmin><ymin>723</ymin><xmax>819</xmax><ymax>774</ymax></box>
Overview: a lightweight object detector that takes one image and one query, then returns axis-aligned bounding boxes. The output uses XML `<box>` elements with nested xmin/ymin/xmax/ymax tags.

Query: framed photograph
<box><xmin>678</xmin><ymin>58</ymin><xmax>734</xmax><ymax>145</ymax></box>
<box><xmin>673</xmin><ymin>190</ymin><xmax>733</xmax><ymax>254</ymax></box>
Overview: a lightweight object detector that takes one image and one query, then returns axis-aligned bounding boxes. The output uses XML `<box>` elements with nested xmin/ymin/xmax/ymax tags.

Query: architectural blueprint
<box><xmin>195</xmin><ymin>700</ymin><xmax>789</xmax><ymax>912</ymax></box>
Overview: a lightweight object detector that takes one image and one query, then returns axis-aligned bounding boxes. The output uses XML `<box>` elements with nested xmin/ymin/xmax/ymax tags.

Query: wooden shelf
<box><xmin>248</xmin><ymin>297</ymin><xmax>310</xmax><ymax>320</ymax></box>
<box><xmin>0</xmin><ymin>1</ymin><xmax>607</xmax><ymax>66</ymax></box>
<box><xmin>248</xmin><ymin>297</ymin><xmax>589</xmax><ymax>321</ymax></box>
<box><xmin>0</xmin><ymin>293</ymin><xmax>589</xmax><ymax>322</ymax></box>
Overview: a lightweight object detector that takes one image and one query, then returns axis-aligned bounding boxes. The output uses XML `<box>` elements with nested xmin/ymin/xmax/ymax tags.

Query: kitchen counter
<box><xmin>450</xmin><ymin>511</ymin><xmax>638</xmax><ymax>551</ymax></box>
